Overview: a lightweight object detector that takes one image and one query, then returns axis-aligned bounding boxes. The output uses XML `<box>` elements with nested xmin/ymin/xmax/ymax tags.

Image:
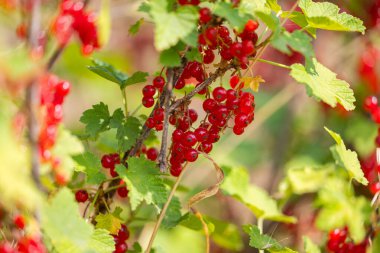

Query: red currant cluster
<box><xmin>198</xmin><ymin>11</ymin><xmax>258</xmax><ymax>68</ymax></box>
<box><xmin>53</xmin><ymin>0</ymin><xmax>100</xmax><ymax>55</ymax></box>
<box><xmin>178</xmin><ymin>0</ymin><xmax>199</xmax><ymax>6</ymax></box>
<box><xmin>142</xmin><ymin>76</ymin><xmax>164</xmax><ymax>108</ymax></box>
<box><xmin>326</xmin><ymin>228</ymin><xmax>367</xmax><ymax>253</ymax></box>
<box><xmin>363</xmin><ymin>96</ymin><xmax>380</xmax><ymax>123</ymax></box>
<box><xmin>38</xmin><ymin>74</ymin><xmax>71</xmax><ymax>184</ymax></box>
<box><xmin>113</xmin><ymin>224</ymin><xmax>130</xmax><ymax>253</ymax></box>
<box><xmin>0</xmin><ymin>215</ymin><xmax>47</xmax><ymax>253</ymax></box>
<box><xmin>101</xmin><ymin>153</ymin><xmax>129</xmax><ymax>198</ymax></box>
<box><xmin>166</xmin><ymin>76</ymin><xmax>255</xmax><ymax>177</ymax></box>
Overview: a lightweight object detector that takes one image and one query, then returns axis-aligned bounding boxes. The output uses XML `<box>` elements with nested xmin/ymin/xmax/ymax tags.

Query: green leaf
<box><xmin>110</xmin><ymin>114</ymin><xmax>141</xmax><ymax>152</ymax></box>
<box><xmin>315</xmin><ymin>177</ymin><xmax>370</xmax><ymax>243</ymax></box>
<box><xmin>73</xmin><ymin>152</ymin><xmax>106</xmax><ymax>185</ymax></box>
<box><xmin>185</xmin><ymin>47</ymin><xmax>202</xmax><ymax>62</ymax></box>
<box><xmin>271</xmin><ymin>30</ymin><xmax>314</xmax><ymax>66</ymax></box>
<box><xmin>149</xmin><ymin>0</ymin><xmax>198</xmax><ymax>50</ymax></box>
<box><xmin>244</xmin><ymin>225</ymin><xmax>298</xmax><ymax>253</ymax></box>
<box><xmin>303</xmin><ymin>237</ymin><xmax>320</xmax><ymax>253</ymax></box>
<box><xmin>290</xmin><ymin>58</ymin><xmax>356</xmax><ymax>111</ymax></box>
<box><xmin>121</xmin><ymin>71</ymin><xmax>149</xmax><ymax>89</ymax></box>
<box><xmin>88</xmin><ymin>59</ymin><xmax>128</xmax><ymax>86</ymax></box>
<box><xmin>42</xmin><ymin>188</ymin><xmax>114</xmax><ymax>253</ymax></box>
<box><xmin>128</xmin><ymin>242</ymin><xmax>143</xmax><ymax>253</ymax></box>
<box><xmin>129</xmin><ymin>18</ymin><xmax>144</xmax><ymax>36</ymax></box>
<box><xmin>213</xmin><ymin>2</ymin><xmax>250</xmax><ymax>31</ymax></box>
<box><xmin>281</xmin><ymin>11</ymin><xmax>317</xmax><ymax>37</ymax></box>
<box><xmin>373</xmin><ymin>233</ymin><xmax>380</xmax><ymax>253</ymax></box>
<box><xmin>97</xmin><ymin>0</ymin><xmax>111</xmax><ymax>46</ymax></box>
<box><xmin>162</xmin><ymin>196</ymin><xmax>182</xmax><ymax>229</ymax></box>
<box><xmin>116</xmin><ymin>157</ymin><xmax>167</xmax><ymax>211</ymax></box>
<box><xmin>95</xmin><ymin>213</ymin><xmax>122</xmax><ymax>235</ymax></box>
<box><xmin>89</xmin><ymin>229</ymin><xmax>115</xmax><ymax>253</ymax></box>
<box><xmin>178</xmin><ymin>213</ymin><xmax>204</xmax><ymax>231</ymax></box>
<box><xmin>324</xmin><ymin>127</ymin><xmax>368</xmax><ymax>185</ymax></box>
<box><xmin>160</xmin><ymin>47</ymin><xmax>182</xmax><ymax>67</ymax></box>
<box><xmin>207</xmin><ymin>217</ymin><xmax>243</xmax><ymax>251</ymax></box>
<box><xmin>221</xmin><ymin>166</ymin><xmax>296</xmax><ymax>223</ymax></box>
<box><xmin>80</xmin><ymin>102</ymin><xmax>111</xmax><ymax>139</ymax></box>
<box><xmin>299</xmin><ymin>0</ymin><xmax>365</xmax><ymax>33</ymax></box>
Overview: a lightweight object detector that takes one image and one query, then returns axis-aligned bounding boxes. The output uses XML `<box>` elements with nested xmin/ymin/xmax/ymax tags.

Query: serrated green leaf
<box><xmin>271</xmin><ymin>30</ymin><xmax>314</xmax><ymax>66</ymax></box>
<box><xmin>80</xmin><ymin>102</ymin><xmax>111</xmax><ymax>139</ymax></box>
<box><xmin>149</xmin><ymin>0</ymin><xmax>198</xmax><ymax>50</ymax></box>
<box><xmin>221</xmin><ymin>166</ymin><xmax>296</xmax><ymax>223</ymax></box>
<box><xmin>162</xmin><ymin>196</ymin><xmax>182</xmax><ymax>229</ymax></box>
<box><xmin>129</xmin><ymin>18</ymin><xmax>144</xmax><ymax>36</ymax></box>
<box><xmin>290</xmin><ymin>58</ymin><xmax>355</xmax><ymax>111</ymax></box>
<box><xmin>303</xmin><ymin>237</ymin><xmax>320</xmax><ymax>253</ymax></box>
<box><xmin>178</xmin><ymin>213</ymin><xmax>204</xmax><ymax>230</ymax></box>
<box><xmin>121</xmin><ymin>71</ymin><xmax>149</xmax><ymax>89</ymax></box>
<box><xmin>325</xmin><ymin>127</ymin><xmax>368</xmax><ymax>185</ymax></box>
<box><xmin>116</xmin><ymin>157</ymin><xmax>167</xmax><ymax>211</ymax></box>
<box><xmin>281</xmin><ymin>11</ymin><xmax>317</xmax><ymax>38</ymax></box>
<box><xmin>160</xmin><ymin>47</ymin><xmax>182</xmax><ymax>67</ymax></box>
<box><xmin>95</xmin><ymin>213</ymin><xmax>122</xmax><ymax>235</ymax></box>
<box><xmin>88</xmin><ymin>59</ymin><xmax>128</xmax><ymax>86</ymax></box>
<box><xmin>73</xmin><ymin>152</ymin><xmax>106</xmax><ymax>185</ymax></box>
<box><xmin>97</xmin><ymin>0</ymin><xmax>111</xmax><ymax>46</ymax></box>
<box><xmin>244</xmin><ymin>225</ymin><xmax>298</xmax><ymax>253</ymax></box>
<box><xmin>299</xmin><ymin>0</ymin><xmax>365</xmax><ymax>33</ymax></box>
<box><xmin>109</xmin><ymin>110</ymin><xmax>141</xmax><ymax>152</ymax></box>
<box><xmin>89</xmin><ymin>229</ymin><xmax>115</xmax><ymax>253</ymax></box>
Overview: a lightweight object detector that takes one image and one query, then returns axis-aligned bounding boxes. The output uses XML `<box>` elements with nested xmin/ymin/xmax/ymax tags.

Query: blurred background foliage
<box><xmin>0</xmin><ymin>0</ymin><xmax>379</xmax><ymax>252</ymax></box>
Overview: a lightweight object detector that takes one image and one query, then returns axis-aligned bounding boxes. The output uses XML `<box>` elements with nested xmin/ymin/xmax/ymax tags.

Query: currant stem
<box><xmin>257</xmin><ymin>218</ymin><xmax>264</xmax><ymax>253</ymax></box>
<box><xmin>122</xmin><ymin>88</ymin><xmax>129</xmax><ymax>117</ymax></box>
<box><xmin>256</xmin><ymin>58</ymin><xmax>291</xmax><ymax>70</ymax></box>
<box><xmin>145</xmin><ymin>163</ymin><xmax>189</xmax><ymax>253</ymax></box>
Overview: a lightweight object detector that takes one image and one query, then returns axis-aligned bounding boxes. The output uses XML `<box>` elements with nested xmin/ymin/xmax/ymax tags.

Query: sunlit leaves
<box><xmin>73</xmin><ymin>152</ymin><xmax>106</xmax><ymax>185</ymax></box>
<box><xmin>325</xmin><ymin>127</ymin><xmax>368</xmax><ymax>185</ymax></box>
<box><xmin>221</xmin><ymin>166</ymin><xmax>296</xmax><ymax>223</ymax></box>
<box><xmin>129</xmin><ymin>18</ymin><xmax>144</xmax><ymax>36</ymax></box>
<box><xmin>162</xmin><ymin>196</ymin><xmax>182</xmax><ymax>229</ymax></box>
<box><xmin>95</xmin><ymin>213</ymin><xmax>122</xmax><ymax>235</ymax></box>
<box><xmin>42</xmin><ymin>188</ymin><xmax>115</xmax><ymax>253</ymax></box>
<box><xmin>80</xmin><ymin>102</ymin><xmax>111</xmax><ymax>138</ymax></box>
<box><xmin>290</xmin><ymin>58</ymin><xmax>355</xmax><ymax>111</ymax></box>
<box><xmin>303</xmin><ymin>237</ymin><xmax>321</xmax><ymax>253</ymax></box>
<box><xmin>299</xmin><ymin>0</ymin><xmax>365</xmax><ymax>33</ymax></box>
<box><xmin>116</xmin><ymin>157</ymin><xmax>167</xmax><ymax>211</ymax></box>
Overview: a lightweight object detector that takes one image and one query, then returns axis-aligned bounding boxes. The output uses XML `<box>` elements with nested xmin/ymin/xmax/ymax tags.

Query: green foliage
<box><xmin>73</xmin><ymin>152</ymin><xmax>106</xmax><ymax>185</ymax></box>
<box><xmin>207</xmin><ymin>217</ymin><xmax>243</xmax><ymax>251</ymax></box>
<box><xmin>129</xmin><ymin>18</ymin><xmax>144</xmax><ymax>36</ymax></box>
<box><xmin>88</xmin><ymin>59</ymin><xmax>148</xmax><ymax>89</ymax></box>
<box><xmin>116</xmin><ymin>157</ymin><xmax>168</xmax><ymax>211</ymax></box>
<box><xmin>221</xmin><ymin>166</ymin><xmax>296</xmax><ymax>223</ymax></box>
<box><xmin>299</xmin><ymin>0</ymin><xmax>365</xmax><ymax>33</ymax></box>
<box><xmin>303</xmin><ymin>237</ymin><xmax>320</xmax><ymax>253</ymax></box>
<box><xmin>271</xmin><ymin>30</ymin><xmax>315</xmax><ymax>66</ymax></box>
<box><xmin>95</xmin><ymin>213</ymin><xmax>123</xmax><ymax>235</ymax></box>
<box><xmin>315</xmin><ymin>177</ymin><xmax>370</xmax><ymax>243</ymax></box>
<box><xmin>80</xmin><ymin>102</ymin><xmax>111</xmax><ymax>139</ymax></box>
<box><xmin>147</xmin><ymin>0</ymin><xmax>198</xmax><ymax>50</ymax></box>
<box><xmin>41</xmin><ymin>188</ymin><xmax>114</xmax><ymax>253</ymax></box>
<box><xmin>244</xmin><ymin>225</ymin><xmax>297</xmax><ymax>253</ymax></box>
<box><xmin>325</xmin><ymin>127</ymin><xmax>368</xmax><ymax>185</ymax></box>
<box><xmin>212</xmin><ymin>2</ymin><xmax>250</xmax><ymax>31</ymax></box>
<box><xmin>162</xmin><ymin>196</ymin><xmax>182</xmax><ymax>229</ymax></box>
<box><xmin>160</xmin><ymin>46</ymin><xmax>183</xmax><ymax>67</ymax></box>
<box><xmin>290</xmin><ymin>58</ymin><xmax>355</xmax><ymax>111</ymax></box>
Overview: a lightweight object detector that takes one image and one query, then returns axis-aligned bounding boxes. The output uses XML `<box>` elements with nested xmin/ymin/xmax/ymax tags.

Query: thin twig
<box><xmin>158</xmin><ymin>69</ymin><xmax>174</xmax><ymax>172</ymax></box>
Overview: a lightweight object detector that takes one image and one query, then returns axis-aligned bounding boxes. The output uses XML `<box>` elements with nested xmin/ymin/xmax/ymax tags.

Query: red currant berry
<box><xmin>117</xmin><ymin>186</ymin><xmax>129</xmax><ymax>198</ymax></box>
<box><xmin>205</xmin><ymin>27</ymin><xmax>218</xmax><ymax>44</ymax></box>
<box><xmin>114</xmin><ymin>241</ymin><xmax>128</xmax><ymax>253</ymax></box>
<box><xmin>182</xmin><ymin>132</ymin><xmax>197</xmax><ymax>147</ymax></box>
<box><xmin>185</xmin><ymin>148</ymin><xmax>198</xmax><ymax>162</ymax></box>
<box><xmin>174</xmin><ymin>78</ymin><xmax>186</xmax><ymax>89</ymax></box>
<box><xmin>244</xmin><ymin>20</ymin><xmax>259</xmax><ymax>32</ymax></box>
<box><xmin>212</xmin><ymin>87</ymin><xmax>227</xmax><ymax>102</ymax></box>
<box><xmin>153</xmin><ymin>108</ymin><xmax>165</xmax><ymax>122</ymax></box>
<box><xmin>364</xmin><ymin>96</ymin><xmax>378</xmax><ymax>112</ymax></box>
<box><xmin>172</xmin><ymin>129</ymin><xmax>184</xmax><ymax>142</ymax></box>
<box><xmin>75</xmin><ymin>190</ymin><xmax>89</xmax><ymax>203</ymax></box>
<box><xmin>101</xmin><ymin>154</ymin><xmax>114</xmax><ymax>169</ymax></box>
<box><xmin>235</xmin><ymin>113</ymin><xmax>249</xmax><ymax>127</ymax></box>
<box><xmin>198</xmin><ymin>142</ymin><xmax>213</xmax><ymax>153</ymax></box>
<box><xmin>230</xmin><ymin>75</ymin><xmax>240</xmax><ymax>89</ymax></box>
<box><xmin>195</xmin><ymin>127</ymin><xmax>209</xmax><ymax>142</ymax></box>
<box><xmin>188</xmin><ymin>109</ymin><xmax>198</xmax><ymax>123</ymax></box>
<box><xmin>14</xmin><ymin>215</ymin><xmax>25</xmax><ymax>230</ymax></box>
<box><xmin>218</xmin><ymin>26</ymin><xmax>230</xmax><ymax>38</ymax></box>
<box><xmin>170</xmin><ymin>164</ymin><xmax>182</xmax><ymax>177</ymax></box>
<box><xmin>203</xmin><ymin>98</ymin><xmax>217</xmax><ymax>113</ymax></box>
<box><xmin>155</xmin><ymin>123</ymin><xmax>163</xmax><ymax>131</ymax></box>
<box><xmin>146</xmin><ymin>117</ymin><xmax>156</xmax><ymax>129</ymax></box>
<box><xmin>153</xmin><ymin>76</ymin><xmax>165</xmax><ymax>89</ymax></box>
<box><xmin>242</xmin><ymin>40</ymin><xmax>255</xmax><ymax>56</ymax></box>
<box><xmin>142</xmin><ymin>96</ymin><xmax>154</xmax><ymax>108</ymax></box>
<box><xmin>143</xmin><ymin>85</ymin><xmax>156</xmax><ymax>97</ymax></box>
<box><xmin>146</xmin><ymin>148</ymin><xmax>158</xmax><ymax>161</ymax></box>
<box><xmin>199</xmin><ymin>8</ymin><xmax>212</xmax><ymax>24</ymax></box>
<box><xmin>233</xmin><ymin>125</ymin><xmax>244</xmax><ymax>135</ymax></box>
<box><xmin>203</xmin><ymin>49</ymin><xmax>215</xmax><ymax>64</ymax></box>
<box><xmin>117</xmin><ymin>224</ymin><xmax>130</xmax><ymax>241</ymax></box>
